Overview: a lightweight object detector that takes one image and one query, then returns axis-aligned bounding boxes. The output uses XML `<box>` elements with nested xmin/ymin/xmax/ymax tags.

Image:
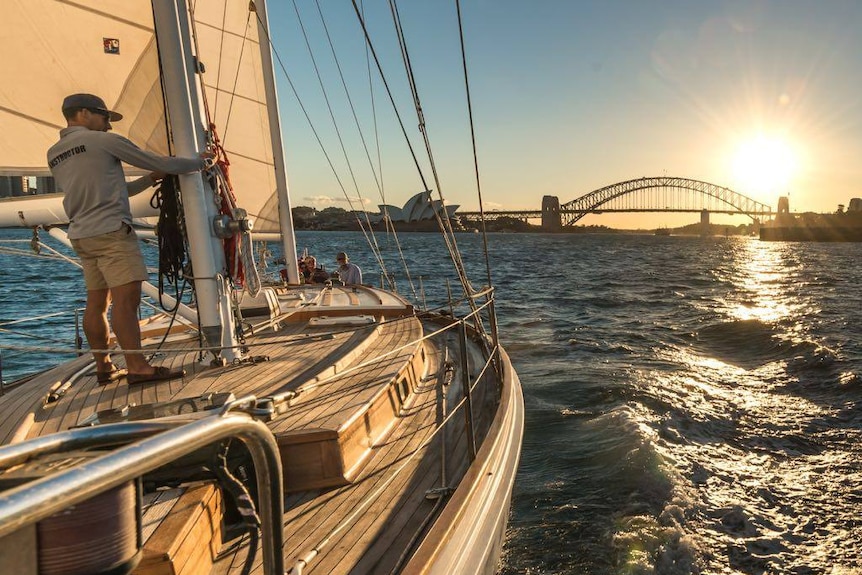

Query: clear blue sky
<box><xmin>266</xmin><ymin>1</ymin><xmax>862</xmax><ymax>228</ymax></box>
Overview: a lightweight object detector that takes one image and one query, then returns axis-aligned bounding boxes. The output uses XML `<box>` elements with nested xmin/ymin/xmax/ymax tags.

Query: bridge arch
<box><xmin>559</xmin><ymin>176</ymin><xmax>773</xmax><ymax>227</ymax></box>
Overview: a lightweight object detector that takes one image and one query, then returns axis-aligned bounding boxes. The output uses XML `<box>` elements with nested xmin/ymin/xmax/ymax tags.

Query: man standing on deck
<box><xmin>48</xmin><ymin>93</ymin><xmax>210</xmax><ymax>385</ymax></box>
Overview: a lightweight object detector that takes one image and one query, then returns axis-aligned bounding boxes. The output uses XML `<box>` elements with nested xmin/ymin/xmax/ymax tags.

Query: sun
<box><xmin>732</xmin><ymin>135</ymin><xmax>798</xmax><ymax>198</ymax></box>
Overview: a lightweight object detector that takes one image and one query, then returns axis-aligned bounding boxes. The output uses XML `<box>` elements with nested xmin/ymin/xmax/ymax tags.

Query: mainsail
<box><xmin>0</xmin><ymin>0</ymin><xmax>280</xmax><ymax>232</ymax></box>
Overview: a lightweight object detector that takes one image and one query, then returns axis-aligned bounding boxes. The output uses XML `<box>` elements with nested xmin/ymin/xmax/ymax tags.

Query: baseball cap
<box><xmin>62</xmin><ymin>93</ymin><xmax>123</xmax><ymax>121</ymax></box>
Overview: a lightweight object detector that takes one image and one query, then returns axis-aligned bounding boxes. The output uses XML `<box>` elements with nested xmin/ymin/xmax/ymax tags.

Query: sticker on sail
<box><xmin>103</xmin><ymin>38</ymin><xmax>120</xmax><ymax>55</ymax></box>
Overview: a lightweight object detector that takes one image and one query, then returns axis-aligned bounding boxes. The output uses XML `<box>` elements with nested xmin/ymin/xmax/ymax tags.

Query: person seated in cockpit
<box><xmin>302</xmin><ymin>256</ymin><xmax>330</xmax><ymax>284</ymax></box>
<box><xmin>333</xmin><ymin>251</ymin><xmax>362</xmax><ymax>285</ymax></box>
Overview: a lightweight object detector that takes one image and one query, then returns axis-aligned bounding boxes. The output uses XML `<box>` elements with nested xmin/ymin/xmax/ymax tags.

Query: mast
<box><xmin>253</xmin><ymin>0</ymin><xmax>300</xmax><ymax>284</ymax></box>
<box><xmin>151</xmin><ymin>0</ymin><xmax>240</xmax><ymax>361</ymax></box>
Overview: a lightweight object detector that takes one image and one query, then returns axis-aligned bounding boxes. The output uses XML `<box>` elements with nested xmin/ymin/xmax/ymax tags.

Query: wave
<box><xmin>692</xmin><ymin>319</ymin><xmax>818</xmax><ymax>370</ymax></box>
<box><xmin>590</xmin><ymin>408</ymin><xmax>700</xmax><ymax>573</ymax></box>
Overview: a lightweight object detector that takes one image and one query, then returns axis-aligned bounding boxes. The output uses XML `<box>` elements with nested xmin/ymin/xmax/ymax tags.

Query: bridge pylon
<box><xmin>700</xmin><ymin>209</ymin><xmax>710</xmax><ymax>236</ymax></box>
<box><xmin>542</xmin><ymin>195</ymin><xmax>562</xmax><ymax>231</ymax></box>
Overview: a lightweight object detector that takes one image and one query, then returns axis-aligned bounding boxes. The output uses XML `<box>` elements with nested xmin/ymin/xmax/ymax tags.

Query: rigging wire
<box><xmin>251</xmin><ymin>2</ymin><xmax>406</xmax><ymax>294</ymax></box>
<box><xmin>253</xmin><ymin>2</ymin><xmax>487</xmax><ymax>310</ymax></box>
<box><xmin>314</xmin><ymin>0</ymin><xmax>384</xmax><ymax>211</ymax></box>
<box><xmin>250</xmin><ymin>5</ymin><xmax>383</xmax><ymax>273</ymax></box>
<box><xmin>312</xmin><ymin>0</ymin><xmax>411</xmax><ymax>296</ymax></box>
<box><xmin>2</xmin><ymin>301</ymin><xmax>489</xmax><ymax>368</ymax></box>
<box><xmin>217</xmin><ymin>11</ymin><xmax>253</xmax><ymax>143</ymax></box>
<box><xmin>0</xmin><ymin>309</ymin><xmax>84</xmax><ymax>328</ymax></box>
<box><xmin>0</xmin><ymin>242</ymin><xmax>81</xmax><ymax>265</ymax></box>
<box><xmin>290</xmin><ymin>0</ymin><xmax>393</xmax><ymax>290</ymax></box>
<box><xmin>0</xmin><ymin>326</ymin><xmax>77</xmax><ymax>346</ymax></box>
<box><xmin>454</xmin><ymin>0</ymin><xmax>494</xmax><ymax>290</ymax></box>
<box><xmin>2</xmin><ymin>293</ymin><xmax>482</xmax><ymax>358</ymax></box>
<box><xmin>359</xmin><ymin>0</ymin><xmax>476</xmax><ymax>303</ymax></box>
<box><xmin>382</xmin><ymin>0</ymin><xmax>478</xmax><ymax>304</ymax></box>
<box><xmin>356</xmin><ymin>0</ymin><xmax>418</xmax><ymax>298</ymax></box>
<box><xmin>211</xmin><ymin>0</ymin><xmax>229</xmax><ymax>115</ymax></box>
<box><xmin>347</xmin><ymin>1</ymin><xmax>430</xmax><ymax>209</ymax></box>
<box><xmin>356</xmin><ymin>0</ymin><xmax>412</xmax><ymax>293</ymax></box>
<box><xmin>348</xmin><ymin>0</ymin><xmax>476</xmax><ymax>299</ymax></box>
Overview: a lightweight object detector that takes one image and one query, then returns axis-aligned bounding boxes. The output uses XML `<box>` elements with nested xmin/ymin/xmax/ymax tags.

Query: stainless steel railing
<box><xmin>0</xmin><ymin>403</ymin><xmax>285</xmax><ymax>575</ymax></box>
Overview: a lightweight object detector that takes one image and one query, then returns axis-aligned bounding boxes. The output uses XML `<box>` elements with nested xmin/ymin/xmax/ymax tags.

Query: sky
<box><xmin>264</xmin><ymin>1</ymin><xmax>862</xmax><ymax>229</ymax></box>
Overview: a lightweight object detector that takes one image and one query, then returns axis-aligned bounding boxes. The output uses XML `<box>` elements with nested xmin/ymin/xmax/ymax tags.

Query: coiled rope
<box><xmin>151</xmin><ymin>175</ymin><xmax>189</xmax><ymax>311</ymax></box>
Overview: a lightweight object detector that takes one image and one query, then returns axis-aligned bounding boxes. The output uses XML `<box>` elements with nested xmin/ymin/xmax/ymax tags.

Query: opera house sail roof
<box><xmin>375</xmin><ymin>190</ymin><xmax>459</xmax><ymax>223</ymax></box>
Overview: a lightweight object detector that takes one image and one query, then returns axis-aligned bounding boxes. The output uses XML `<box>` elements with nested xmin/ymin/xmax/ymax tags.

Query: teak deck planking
<box><xmin>214</xmin><ymin>370</ymin><xmax>445</xmax><ymax>574</ymax></box>
<box><xmin>0</xmin><ymin>285</ymin><xmax>500</xmax><ymax>575</ymax></box>
<box><xmin>212</xmin><ymin>326</ymin><xmax>487</xmax><ymax>574</ymax></box>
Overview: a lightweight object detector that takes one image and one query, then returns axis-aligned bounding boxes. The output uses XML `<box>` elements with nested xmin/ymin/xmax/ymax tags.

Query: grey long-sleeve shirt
<box><xmin>47</xmin><ymin>126</ymin><xmax>205</xmax><ymax>239</ymax></box>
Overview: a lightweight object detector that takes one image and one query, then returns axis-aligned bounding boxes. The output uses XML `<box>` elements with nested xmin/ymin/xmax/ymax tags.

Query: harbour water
<box><xmin>2</xmin><ymin>229</ymin><xmax>860</xmax><ymax>574</ymax></box>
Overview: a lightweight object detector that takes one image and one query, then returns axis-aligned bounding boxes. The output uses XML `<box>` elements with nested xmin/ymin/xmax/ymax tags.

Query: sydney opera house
<box><xmin>373</xmin><ymin>190</ymin><xmax>458</xmax><ymax>223</ymax></box>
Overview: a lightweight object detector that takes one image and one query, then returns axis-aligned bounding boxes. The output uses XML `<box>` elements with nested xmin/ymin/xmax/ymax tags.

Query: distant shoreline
<box><xmin>292</xmin><ymin>207</ymin><xmax>757</xmax><ymax>237</ymax></box>
<box><xmin>298</xmin><ymin>222</ymin><xmax>757</xmax><ymax>237</ymax></box>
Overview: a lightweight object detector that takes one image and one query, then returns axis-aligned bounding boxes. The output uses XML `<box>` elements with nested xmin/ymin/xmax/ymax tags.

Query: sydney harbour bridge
<box><xmin>458</xmin><ymin>176</ymin><xmax>773</xmax><ymax>230</ymax></box>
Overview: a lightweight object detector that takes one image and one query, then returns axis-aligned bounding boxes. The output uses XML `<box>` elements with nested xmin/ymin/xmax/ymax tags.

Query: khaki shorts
<box><xmin>71</xmin><ymin>223</ymin><xmax>149</xmax><ymax>290</ymax></box>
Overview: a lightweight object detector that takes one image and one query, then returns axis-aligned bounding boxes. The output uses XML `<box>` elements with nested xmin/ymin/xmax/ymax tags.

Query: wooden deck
<box><xmin>0</xmin><ymin>284</ymin><xmax>508</xmax><ymax>575</ymax></box>
<box><xmin>210</xmin><ymin>319</ymin><xmax>498</xmax><ymax>575</ymax></box>
<box><xmin>0</xmin><ymin>286</ymin><xmax>415</xmax><ymax>443</ymax></box>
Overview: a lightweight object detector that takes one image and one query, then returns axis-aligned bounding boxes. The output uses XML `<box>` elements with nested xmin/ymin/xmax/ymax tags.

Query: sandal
<box><xmin>96</xmin><ymin>367</ymin><xmax>128</xmax><ymax>384</ymax></box>
<box><xmin>127</xmin><ymin>366</ymin><xmax>186</xmax><ymax>385</ymax></box>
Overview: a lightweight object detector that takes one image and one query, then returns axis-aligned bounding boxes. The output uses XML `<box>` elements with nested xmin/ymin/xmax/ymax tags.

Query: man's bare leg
<box><xmin>83</xmin><ymin>288</ymin><xmax>115</xmax><ymax>373</ymax></box>
<box><xmin>109</xmin><ymin>281</ymin><xmax>154</xmax><ymax>375</ymax></box>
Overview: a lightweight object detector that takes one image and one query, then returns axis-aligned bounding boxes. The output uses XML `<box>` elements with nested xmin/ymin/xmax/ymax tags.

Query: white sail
<box><xmin>0</xmin><ymin>1</ymin><xmax>166</xmax><ymax>176</ymax></box>
<box><xmin>192</xmin><ymin>0</ymin><xmax>281</xmax><ymax>232</ymax></box>
<box><xmin>0</xmin><ymin>0</ymin><xmax>281</xmax><ymax>232</ymax></box>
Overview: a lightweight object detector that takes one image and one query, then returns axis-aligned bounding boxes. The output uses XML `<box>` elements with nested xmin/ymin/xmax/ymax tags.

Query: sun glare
<box><xmin>732</xmin><ymin>136</ymin><xmax>798</xmax><ymax>198</ymax></box>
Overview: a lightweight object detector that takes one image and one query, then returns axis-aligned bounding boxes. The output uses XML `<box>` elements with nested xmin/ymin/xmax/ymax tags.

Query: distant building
<box><xmin>373</xmin><ymin>190</ymin><xmax>458</xmax><ymax>223</ymax></box>
<box><xmin>0</xmin><ymin>176</ymin><xmax>26</xmax><ymax>198</ymax></box>
<box><xmin>36</xmin><ymin>176</ymin><xmax>58</xmax><ymax>194</ymax></box>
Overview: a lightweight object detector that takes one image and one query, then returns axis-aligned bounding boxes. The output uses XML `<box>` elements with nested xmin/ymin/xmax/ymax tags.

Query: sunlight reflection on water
<box><xmin>496</xmin><ymin>234</ymin><xmax>861</xmax><ymax>574</ymax></box>
<box><xmin>619</xmin><ymin>238</ymin><xmax>862</xmax><ymax>573</ymax></box>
